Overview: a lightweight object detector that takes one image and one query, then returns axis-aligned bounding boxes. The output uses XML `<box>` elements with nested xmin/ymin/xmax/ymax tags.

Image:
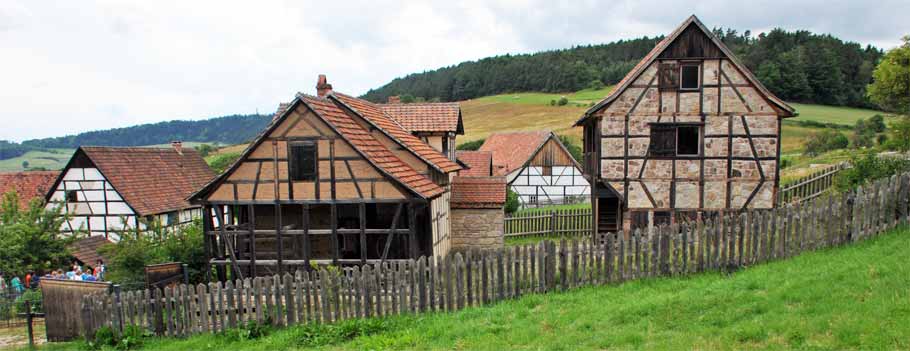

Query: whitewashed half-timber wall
<box><xmin>46</xmin><ymin>167</ymin><xmax>200</xmax><ymax>241</ymax></box>
<box><xmin>508</xmin><ymin>165</ymin><xmax>590</xmax><ymax>208</ymax></box>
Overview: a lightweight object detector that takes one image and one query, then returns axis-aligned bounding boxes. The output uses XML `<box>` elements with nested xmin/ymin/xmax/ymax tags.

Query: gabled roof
<box><xmin>331</xmin><ymin>93</ymin><xmax>461</xmax><ymax>173</ymax></box>
<box><xmin>379</xmin><ymin>102</ymin><xmax>464</xmax><ymax>134</ymax></box>
<box><xmin>456</xmin><ymin>151</ymin><xmax>493</xmax><ymax>177</ymax></box>
<box><xmin>189</xmin><ymin>90</ymin><xmax>448</xmax><ymax>201</ymax></box>
<box><xmin>575</xmin><ymin>15</ymin><xmax>796</xmax><ymax>126</ymax></box>
<box><xmin>69</xmin><ymin>236</ymin><xmax>111</xmax><ymax>265</ymax></box>
<box><xmin>0</xmin><ymin>171</ymin><xmax>59</xmax><ymax>208</ymax></box>
<box><xmin>479</xmin><ymin>131</ymin><xmax>552</xmax><ymax>176</ymax></box>
<box><xmin>451</xmin><ymin>176</ymin><xmax>506</xmax><ymax>209</ymax></box>
<box><xmin>302</xmin><ymin>94</ymin><xmax>445</xmax><ymax>198</ymax></box>
<box><xmin>51</xmin><ymin>147</ymin><xmax>215</xmax><ymax>216</ymax></box>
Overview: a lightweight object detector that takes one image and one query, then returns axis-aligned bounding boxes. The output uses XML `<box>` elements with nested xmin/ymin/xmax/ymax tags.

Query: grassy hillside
<box><xmin>789</xmin><ymin>102</ymin><xmax>892</xmax><ymax>126</ymax></box>
<box><xmin>43</xmin><ymin>226</ymin><xmax>910</xmax><ymax>350</ymax></box>
<box><xmin>0</xmin><ymin>142</ymin><xmax>212</xmax><ymax>172</ymax></box>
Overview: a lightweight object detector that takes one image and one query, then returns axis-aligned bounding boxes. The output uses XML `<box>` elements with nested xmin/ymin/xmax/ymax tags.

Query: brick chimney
<box><xmin>316</xmin><ymin>74</ymin><xmax>333</xmax><ymax>97</ymax></box>
<box><xmin>171</xmin><ymin>141</ymin><xmax>183</xmax><ymax>155</ymax></box>
<box><xmin>388</xmin><ymin>95</ymin><xmax>401</xmax><ymax>104</ymax></box>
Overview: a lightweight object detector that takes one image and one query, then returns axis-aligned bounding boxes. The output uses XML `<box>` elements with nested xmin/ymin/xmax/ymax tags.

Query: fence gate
<box><xmin>40</xmin><ymin>279</ymin><xmax>111</xmax><ymax>341</ymax></box>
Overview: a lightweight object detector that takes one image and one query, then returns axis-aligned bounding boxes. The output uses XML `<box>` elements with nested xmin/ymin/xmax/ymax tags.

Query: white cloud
<box><xmin>0</xmin><ymin>0</ymin><xmax>906</xmax><ymax>142</ymax></box>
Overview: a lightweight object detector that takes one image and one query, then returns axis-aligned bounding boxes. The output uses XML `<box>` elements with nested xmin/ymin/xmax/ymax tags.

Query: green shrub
<box><xmin>883</xmin><ymin>116</ymin><xmax>910</xmax><ymax>152</ymax></box>
<box><xmin>834</xmin><ymin>152</ymin><xmax>910</xmax><ymax>191</ymax></box>
<box><xmin>804</xmin><ymin>130</ymin><xmax>848</xmax><ymax>156</ymax></box>
<box><xmin>206</xmin><ymin>151</ymin><xmax>241</xmax><ymax>174</ymax></box>
<box><xmin>550</xmin><ymin>100</ymin><xmax>556</xmax><ymax>106</ymax></box>
<box><xmin>456</xmin><ymin>139</ymin><xmax>485</xmax><ymax>151</ymax></box>
<box><xmin>15</xmin><ymin>289</ymin><xmax>42</xmax><ymax>314</ymax></box>
<box><xmin>588</xmin><ymin>79</ymin><xmax>605</xmax><ymax>90</ymax></box>
<box><xmin>505</xmin><ymin>189</ymin><xmax>520</xmax><ymax>214</ymax></box>
<box><xmin>557</xmin><ymin>97</ymin><xmax>569</xmax><ymax>106</ymax></box>
<box><xmin>290</xmin><ymin>318</ymin><xmax>395</xmax><ymax>347</ymax></box>
<box><xmin>779</xmin><ymin>157</ymin><xmax>793</xmax><ymax>169</ymax></box>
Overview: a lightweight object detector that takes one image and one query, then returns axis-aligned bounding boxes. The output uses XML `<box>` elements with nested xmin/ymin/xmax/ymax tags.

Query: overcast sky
<box><xmin>2</xmin><ymin>0</ymin><xmax>908</xmax><ymax>142</ymax></box>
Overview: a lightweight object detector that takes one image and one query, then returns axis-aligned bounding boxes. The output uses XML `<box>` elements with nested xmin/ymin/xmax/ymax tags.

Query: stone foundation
<box><xmin>450</xmin><ymin>208</ymin><xmax>504</xmax><ymax>252</ymax></box>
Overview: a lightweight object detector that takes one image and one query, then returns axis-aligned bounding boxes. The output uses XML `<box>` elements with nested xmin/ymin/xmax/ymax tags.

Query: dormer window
<box><xmin>680</xmin><ymin>64</ymin><xmax>700</xmax><ymax>90</ymax></box>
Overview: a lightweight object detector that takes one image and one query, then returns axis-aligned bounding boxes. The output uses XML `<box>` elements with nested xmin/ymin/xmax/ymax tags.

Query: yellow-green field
<box><xmin>789</xmin><ymin>102</ymin><xmax>893</xmax><ymax>126</ymax></box>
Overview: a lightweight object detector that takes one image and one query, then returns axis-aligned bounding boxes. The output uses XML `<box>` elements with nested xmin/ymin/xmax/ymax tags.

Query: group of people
<box><xmin>0</xmin><ymin>260</ymin><xmax>106</xmax><ymax>295</ymax></box>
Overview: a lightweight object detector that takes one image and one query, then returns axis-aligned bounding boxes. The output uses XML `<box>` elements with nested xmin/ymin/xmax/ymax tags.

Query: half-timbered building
<box><xmin>380</xmin><ymin>98</ymin><xmax>463</xmax><ymax>161</ymax></box>
<box><xmin>479</xmin><ymin>131</ymin><xmax>590</xmax><ymax>208</ymax></box>
<box><xmin>189</xmin><ymin>76</ymin><xmax>462</xmax><ymax>278</ymax></box>
<box><xmin>44</xmin><ymin>143</ymin><xmax>215</xmax><ymax>240</ymax></box>
<box><xmin>575</xmin><ymin>16</ymin><xmax>796</xmax><ymax>233</ymax></box>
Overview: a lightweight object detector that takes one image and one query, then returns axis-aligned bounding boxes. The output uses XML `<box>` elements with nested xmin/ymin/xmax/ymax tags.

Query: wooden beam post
<box><xmin>408</xmin><ymin>202</ymin><xmax>418</xmax><ymax>259</ymax></box>
<box><xmin>202</xmin><ymin>204</ymin><xmax>214</xmax><ymax>282</ymax></box>
<box><xmin>359</xmin><ymin>202</ymin><xmax>367</xmax><ymax>264</ymax></box>
<box><xmin>276</xmin><ymin>203</ymin><xmax>284</xmax><ymax>275</ymax></box>
<box><xmin>248</xmin><ymin>204</ymin><xmax>257</xmax><ymax>278</ymax></box>
<box><xmin>302</xmin><ymin>204</ymin><xmax>310</xmax><ymax>270</ymax></box>
<box><xmin>331</xmin><ymin>203</ymin><xmax>339</xmax><ymax>265</ymax></box>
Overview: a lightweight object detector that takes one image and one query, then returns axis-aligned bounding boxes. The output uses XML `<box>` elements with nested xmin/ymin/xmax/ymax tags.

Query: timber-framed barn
<box><xmin>189</xmin><ymin>76</ymin><xmax>463</xmax><ymax>279</ymax></box>
<box><xmin>575</xmin><ymin>16</ymin><xmax>796</xmax><ymax>233</ymax></box>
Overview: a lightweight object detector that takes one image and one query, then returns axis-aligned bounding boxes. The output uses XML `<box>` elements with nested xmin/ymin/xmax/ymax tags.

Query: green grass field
<box><xmin>37</xmin><ymin>226</ymin><xmax>910</xmax><ymax>351</ymax></box>
<box><xmin>789</xmin><ymin>102</ymin><xmax>892</xmax><ymax>126</ymax></box>
<box><xmin>0</xmin><ymin>148</ymin><xmax>73</xmax><ymax>172</ymax></box>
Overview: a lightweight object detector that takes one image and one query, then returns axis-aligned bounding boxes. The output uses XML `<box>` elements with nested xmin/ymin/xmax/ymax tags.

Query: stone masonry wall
<box><xmin>450</xmin><ymin>208</ymin><xmax>504</xmax><ymax>252</ymax></box>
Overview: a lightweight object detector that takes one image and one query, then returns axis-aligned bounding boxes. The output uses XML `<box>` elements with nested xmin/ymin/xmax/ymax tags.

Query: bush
<box><xmin>206</xmin><ymin>151</ymin><xmax>241</xmax><ymax>174</ymax></box>
<box><xmin>868</xmin><ymin>114</ymin><xmax>887</xmax><ymax>133</ymax></box>
<box><xmin>883</xmin><ymin>116</ymin><xmax>910</xmax><ymax>152</ymax></box>
<box><xmin>456</xmin><ymin>139</ymin><xmax>485</xmax><ymax>151</ymax></box>
<box><xmin>834</xmin><ymin>152</ymin><xmax>910</xmax><ymax>191</ymax></box>
<box><xmin>504</xmin><ymin>189</ymin><xmax>520</xmax><ymax>214</ymax></box>
<box><xmin>550</xmin><ymin>100</ymin><xmax>556</xmax><ymax>106</ymax></box>
<box><xmin>290</xmin><ymin>318</ymin><xmax>395</xmax><ymax>347</ymax></box>
<box><xmin>87</xmin><ymin>324</ymin><xmax>150</xmax><ymax>350</ymax></box>
<box><xmin>557</xmin><ymin>97</ymin><xmax>569</xmax><ymax>106</ymax></box>
<box><xmin>779</xmin><ymin>157</ymin><xmax>793</xmax><ymax>169</ymax></box>
<box><xmin>588</xmin><ymin>79</ymin><xmax>605</xmax><ymax>90</ymax></box>
<box><xmin>100</xmin><ymin>219</ymin><xmax>207</xmax><ymax>287</ymax></box>
<box><xmin>557</xmin><ymin>134</ymin><xmax>583</xmax><ymax>164</ymax></box>
<box><xmin>15</xmin><ymin>289</ymin><xmax>42</xmax><ymax>314</ymax></box>
<box><xmin>804</xmin><ymin>130</ymin><xmax>848</xmax><ymax>156</ymax></box>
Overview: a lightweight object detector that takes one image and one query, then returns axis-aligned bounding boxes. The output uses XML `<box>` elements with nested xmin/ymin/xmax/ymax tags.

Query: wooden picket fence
<box><xmin>504</xmin><ymin>208</ymin><xmax>592</xmax><ymax>238</ymax></box>
<box><xmin>777</xmin><ymin>162</ymin><xmax>848</xmax><ymax>205</ymax></box>
<box><xmin>80</xmin><ymin>172</ymin><xmax>910</xmax><ymax>340</ymax></box>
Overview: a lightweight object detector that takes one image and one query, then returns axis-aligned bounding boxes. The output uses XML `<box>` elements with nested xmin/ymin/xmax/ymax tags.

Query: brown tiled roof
<box><xmin>79</xmin><ymin>147</ymin><xmax>215</xmax><ymax>216</ymax></box>
<box><xmin>379</xmin><ymin>103</ymin><xmax>462</xmax><ymax>133</ymax></box>
<box><xmin>301</xmin><ymin>95</ymin><xmax>445</xmax><ymax>198</ymax></box>
<box><xmin>69</xmin><ymin>236</ymin><xmax>111</xmax><ymax>266</ymax></box>
<box><xmin>332</xmin><ymin>93</ymin><xmax>461</xmax><ymax>173</ymax></box>
<box><xmin>0</xmin><ymin>171</ymin><xmax>59</xmax><ymax>208</ymax></box>
<box><xmin>456</xmin><ymin>151</ymin><xmax>493</xmax><ymax>177</ymax></box>
<box><xmin>576</xmin><ymin>15</ymin><xmax>794</xmax><ymax>126</ymax></box>
<box><xmin>479</xmin><ymin>131</ymin><xmax>552</xmax><ymax>176</ymax></box>
<box><xmin>451</xmin><ymin>176</ymin><xmax>506</xmax><ymax>209</ymax></box>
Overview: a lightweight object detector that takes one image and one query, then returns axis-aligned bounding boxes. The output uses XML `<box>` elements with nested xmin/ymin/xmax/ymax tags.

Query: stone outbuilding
<box><xmin>449</xmin><ymin>176</ymin><xmax>507</xmax><ymax>252</ymax></box>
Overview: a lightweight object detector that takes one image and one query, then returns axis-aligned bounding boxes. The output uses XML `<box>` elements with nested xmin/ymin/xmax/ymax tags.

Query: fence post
<box><xmin>551</xmin><ymin>210</ymin><xmax>557</xmax><ymax>237</ymax></box>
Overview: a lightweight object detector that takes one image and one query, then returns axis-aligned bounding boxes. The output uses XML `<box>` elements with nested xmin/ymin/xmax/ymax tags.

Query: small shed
<box><xmin>449</xmin><ymin>176</ymin><xmax>507</xmax><ymax>252</ymax></box>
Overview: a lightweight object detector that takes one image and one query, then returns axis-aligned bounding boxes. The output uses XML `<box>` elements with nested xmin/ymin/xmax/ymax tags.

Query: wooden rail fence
<box><xmin>80</xmin><ymin>172</ymin><xmax>910</xmax><ymax>340</ymax></box>
<box><xmin>504</xmin><ymin>208</ymin><xmax>592</xmax><ymax>238</ymax></box>
<box><xmin>777</xmin><ymin>162</ymin><xmax>848</xmax><ymax>205</ymax></box>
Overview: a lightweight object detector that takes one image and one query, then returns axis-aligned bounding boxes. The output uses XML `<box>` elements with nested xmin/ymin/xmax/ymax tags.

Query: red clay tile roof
<box><xmin>301</xmin><ymin>95</ymin><xmax>445</xmax><ymax>198</ymax></box>
<box><xmin>379</xmin><ymin>103</ymin><xmax>462</xmax><ymax>134</ymax></box>
<box><xmin>456</xmin><ymin>151</ymin><xmax>493</xmax><ymax>177</ymax></box>
<box><xmin>576</xmin><ymin>15</ymin><xmax>794</xmax><ymax>126</ymax></box>
<box><xmin>479</xmin><ymin>131</ymin><xmax>552</xmax><ymax>176</ymax></box>
<box><xmin>332</xmin><ymin>93</ymin><xmax>461</xmax><ymax>173</ymax></box>
<box><xmin>69</xmin><ymin>236</ymin><xmax>112</xmax><ymax>266</ymax></box>
<box><xmin>79</xmin><ymin>147</ymin><xmax>215</xmax><ymax>216</ymax></box>
<box><xmin>0</xmin><ymin>171</ymin><xmax>59</xmax><ymax>208</ymax></box>
<box><xmin>451</xmin><ymin>176</ymin><xmax>506</xmax><ymax>209</ymax></box>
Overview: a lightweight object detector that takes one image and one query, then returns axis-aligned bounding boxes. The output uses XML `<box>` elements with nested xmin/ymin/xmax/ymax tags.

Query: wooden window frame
<box><xmin>648</xmin><ymin>123</ymin><xmax>703</xmax><ymax>158</ymax></box>
<box><xmin>679</xmin><ymin>63</ymin><xmax>700</xmax><ymax>91</ymax></box>
<box><xmin>288</xmin><ymin>141</ymin><xmax>318</xmax><ymax>182</ymax></box>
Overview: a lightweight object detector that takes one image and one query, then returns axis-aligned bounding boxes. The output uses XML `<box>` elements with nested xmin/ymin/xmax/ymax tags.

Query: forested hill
<box><xmin>20</xmin><ymin>114</ymin><xmax>269</xmax><ymax>149</ymax></box>
<box><xmin>362</xmin><ymin>28</ymin><xmax>883</xmax><ymax>109</ymax></box>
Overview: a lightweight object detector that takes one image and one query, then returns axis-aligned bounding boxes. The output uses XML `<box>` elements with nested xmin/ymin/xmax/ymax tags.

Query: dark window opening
<box><xmin>677</xmin><ymin>126</ymin><xmax>700</xmax><ymax>156</ymax></box>
<box><xmin>65</xmin><ymin>190</ymin><xmax>78</xmax><ymax>203</ymax></box>
<box><xmin>680</xmin><ymin>65</ymin><xmax>700</xmax><ymax>90</ymax></box>
<box><xmin>441</xmin><ymin>136</ymin><xmax>449</xmax><ymax>156</ymax></box>
<box><xmin>289</xmin><ymin>142</ymin><xmax>318</xmax><ymax>181</ymax></box>
<box><xmin>732</xmin><ymin>169</ymin><xmax>743</xmax><ymax>177</ymax></box>
<box><xmin>659</xmin><ymin>63</ymin><xmax>679</xmax><ymax>90</ymax></box>
<box><xmin>653</xmin><ymin>211</ymin><xmax>672</xmax><ymax>226</ymax></box>
<box><xmin>649</xmin><ymin>125</ymin><xmax>677</xmax><ymax>156</ymax></box>
<box><xmin>631</xmin><ymin>211</ymin><xmax>649</xmax><ymax>229</ymax></box>
<box><xmin>166</xmin><ymin>212</ymin><xmax>177</xmax><ymax>226</ymax></box>
<box><xmin>649</xmin><ymin>124</ymin><xmax>701</xmax><ymax>157</ymax></box>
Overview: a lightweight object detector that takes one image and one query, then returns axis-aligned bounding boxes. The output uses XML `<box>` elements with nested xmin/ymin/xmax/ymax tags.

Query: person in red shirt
<box><xmin>24</xmin><ymin>273</ymin><xmax>31</xmax><ymax>290</ymax></box>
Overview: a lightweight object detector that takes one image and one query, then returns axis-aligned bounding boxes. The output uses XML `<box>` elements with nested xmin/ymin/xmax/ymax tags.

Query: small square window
<box><xmin>528</xmin><ymin>195</ymin><xmax>538</xmax><ymax>204</ymax></box>
<box><xmin>166</xmin><ymin>212</ymin><xmax>177</xmax><ymax>226</ymax></box>
<box><xmin>659</xmin><ymin>63</ymin><xmax>679</xmax><ymax>90</ymax></box>
<box><xmin>649</xmin><ymin>124</ymin><xmax>701</xmax><ymax>157</ymax></box>
<box><xmin>65</xmin><ymin>190</ymin><xmax>78</xmax><ymax>203</ymax></box>
<box><xmin>680</xmin><ymin>65</ymin><xmax>700</xmax><ymax>90</ymax></box>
